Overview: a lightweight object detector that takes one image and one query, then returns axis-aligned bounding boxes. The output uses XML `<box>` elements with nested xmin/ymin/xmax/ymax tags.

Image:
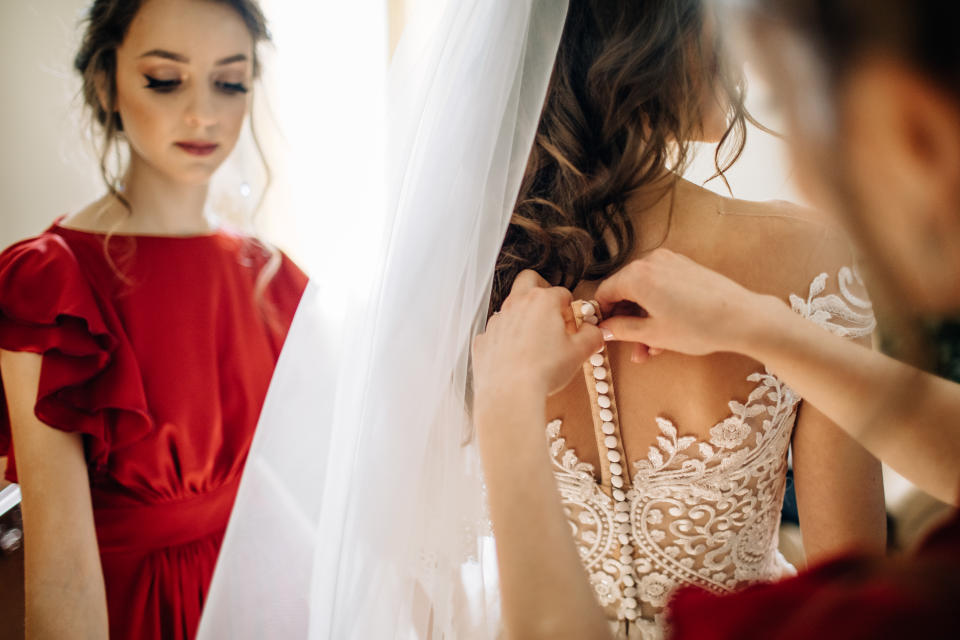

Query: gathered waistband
<box><xmin>92</xmin><ymin>476</ymin><xmax>241</xmax><ymax>554</ymax></box>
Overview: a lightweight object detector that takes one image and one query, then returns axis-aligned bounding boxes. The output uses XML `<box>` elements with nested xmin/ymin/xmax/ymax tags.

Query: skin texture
<box><xmin>474</xmin><ymin>183</ymin><xmax>887</xmax><ymax>639</ymax></box>
<box><xmin>4</xmin><ymin>1</ymin><xmax>255</xmax><ymax>637</ymax></box>
<box><xmin>473</xmin><ymin>274</ymin><xmax>609</xmax><ymax>640</ymax></box>
<box><xmin>2</xmin><ymin>352</ymin><xmax>107</xmax><ymax>640</ymax></box>
<box><xmin>473</xmin><ymin>13</ymin><xmax>960</xmax><ymax>640</ymax></box>
<box><xmin>596</xmin><ymin>247</ymin><xmax>960</xmax><ymax>507</ymax></box>
<box><xmin>474</xmin><ymin>20</ymin><xmax>886</xmax><ymax>633</ymax></box>
<box><xmin>749</xmin><ymin>20</ymin><xmax>960</xmax><ymax>313</ymax></box>
<box><xmin>563</xmin><ymin>182</ymin><xmax>886</xmax><ymax>560</ymax></box>
<box><xmin>591</xmin><ymin>52</ymin><xmax>960</xmax><ymax>505</ymax></box>
<box><xmin>834</xmin><ymin>58</ymin><xmax>960</xmax><ymax>311</ymax></box>
<box><xmin>66</xmin><ymin>0</ymin><xmax>254</xmax><ymax>236</ymax></box>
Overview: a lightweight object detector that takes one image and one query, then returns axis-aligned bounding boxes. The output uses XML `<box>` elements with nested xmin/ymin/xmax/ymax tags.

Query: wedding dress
<box><xmin>552</xmin><ymin>267</ymin><xmax>876</xmax><ymax>640</ymax></box>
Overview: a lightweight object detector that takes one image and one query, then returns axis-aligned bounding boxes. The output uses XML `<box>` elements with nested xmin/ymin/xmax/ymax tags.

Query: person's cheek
<box><xmin>116</xmin><ymin>94</ymin><xmax>155</xmax><ymax>157</ymax></box>
<box><xmin>221</xmin><ymin>99</ymin><xmax>248</xmax><ymax>152</ymax></box>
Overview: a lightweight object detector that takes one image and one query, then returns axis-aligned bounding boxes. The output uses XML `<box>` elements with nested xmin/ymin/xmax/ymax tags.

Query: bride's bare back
<box><xmin>543</xmin><ymin>178</ymin><xmax>885</xmax><ymax>635</ymax></box>
<box><xmin>550</xmin><ymin>180</ymin><xmax>854</xmax><ymax>472</ymax></box>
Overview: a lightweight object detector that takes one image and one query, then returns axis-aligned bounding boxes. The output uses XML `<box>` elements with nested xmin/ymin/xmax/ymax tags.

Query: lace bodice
<box><xmin>547</xmin><ymin>267</ymin><xmax>875</xmax><ymax>640</ymax></box>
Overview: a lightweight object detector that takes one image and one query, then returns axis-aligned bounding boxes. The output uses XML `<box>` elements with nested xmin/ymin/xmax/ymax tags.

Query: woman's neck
<box><xmin>64</xmin><ymin>156</ymin><xmax>217</xmax><ymax>236</ymax></box>
<box><xmin>118</xmin><ymin>157</ymin><xmax>215</xmax><ymax>235</ymax></box>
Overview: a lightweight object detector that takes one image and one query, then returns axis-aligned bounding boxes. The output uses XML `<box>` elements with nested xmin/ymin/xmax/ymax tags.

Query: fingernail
<box><xmin>602</xmin><ymin>328</ymin><xmax>614</xmax><ymax>341</ymax></box>
<box><xmin>630</xmin><ymin>351</ymin><xmax>641</xmax><ymax>363</ymax></box>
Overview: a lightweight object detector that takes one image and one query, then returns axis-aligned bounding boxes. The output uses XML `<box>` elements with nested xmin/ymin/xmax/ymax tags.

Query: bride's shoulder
<box><xmin>688</xmin><ymin>187</ymin><xmax>863</xmax><ymax>302</ymax></box>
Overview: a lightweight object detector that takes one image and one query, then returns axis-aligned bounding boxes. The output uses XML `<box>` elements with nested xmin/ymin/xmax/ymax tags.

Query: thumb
<box><xmin>571</xmin><ymin>324</ymin><xmax>604</xmax><ymax>360</ymax></box>
<box><xmin>598</xmin><ymin>315</ymin><xmax>656</xmax><ymax>345</ymax></box>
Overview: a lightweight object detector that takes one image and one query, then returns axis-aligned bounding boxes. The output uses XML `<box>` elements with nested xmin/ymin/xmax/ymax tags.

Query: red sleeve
<box><xmin>667</xmin><ymin>524</ymin><xmax>960</xmax><ymax>640</ymax></box>
<box><xmin>261</xmin><ymin>250</ymin><xmax>308</xmax><ymax>351</ymax></box>
<box><xmin>0</xmin><ymin>234</ymin><xmax>151</xmax><ymax>482</ymax></box>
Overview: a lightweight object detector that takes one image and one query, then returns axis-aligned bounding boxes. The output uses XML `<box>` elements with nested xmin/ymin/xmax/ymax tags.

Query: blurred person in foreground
<box><xmin>592</xmin><ymin>1</ymin><xmax>960</xmax><ymax>638</ymax></box>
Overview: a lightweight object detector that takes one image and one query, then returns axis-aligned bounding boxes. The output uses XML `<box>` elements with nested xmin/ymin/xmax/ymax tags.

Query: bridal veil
<box><xmin>198</xmin><ymin>1</ymin><xmax>568</xmax><ymax>637</ymax></box>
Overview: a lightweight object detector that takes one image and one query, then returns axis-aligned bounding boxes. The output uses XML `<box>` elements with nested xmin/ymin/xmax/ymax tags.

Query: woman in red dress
<box><xmin>0</xmin><ymin>1</ymin><xmax>306</xmax><ymax>638</ymax></box>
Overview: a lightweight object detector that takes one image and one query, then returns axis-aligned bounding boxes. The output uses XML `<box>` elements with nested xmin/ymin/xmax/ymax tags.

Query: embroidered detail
<box><xmin>548</xmin><ymin>268</ymin><xmax>874</xmax><ymax>638</ymax></box>
<box><xmin>789</xmin><ymin>266</ymin><xmax>875</xmax><ymax>338</ymax></box>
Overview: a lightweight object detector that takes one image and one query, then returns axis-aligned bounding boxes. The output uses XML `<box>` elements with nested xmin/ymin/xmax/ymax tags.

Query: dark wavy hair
<box><xmin>746</xmin><ymin>0</ymin><xmax>960</xmax><ymax>98</ymax></box>
<box><xmin>490</xmin><ymin>0</ymin><xmax>749</xmax><ymax>314</ymax></box>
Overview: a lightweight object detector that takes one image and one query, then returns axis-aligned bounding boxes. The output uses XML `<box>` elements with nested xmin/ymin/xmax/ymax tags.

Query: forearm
<box><xmin>3</xmin><ymin>351</ymin><xmax>109</xmax><ymax>640</ymax></box>
<box><xmin>21</xmin><ymin>476</ymin><xmax>109</xmax><ymax>640</ymax></box>
<box><xmin>476</xmin><ymin>386</ymin><xmax>610</xmax><ymax>640</ymax></box>
<box><xmin>792</xmin><ymin>404</ymin><xmax>887</xmax><ymax>563</ymax></box>
<box><xmin>738</xmin><ymin>297</ymin><xmax>960</xmax><ymax>504</ymax></box>
<box><xmin>25</xmin><ymin>575</ymin><xmax>109</xmax><ymax>640</ymax></box>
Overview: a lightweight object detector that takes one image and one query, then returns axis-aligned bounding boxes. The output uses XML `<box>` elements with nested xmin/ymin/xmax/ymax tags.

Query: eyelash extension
<box><xmin>216</xmin><ymin>81</ymin><xmax>249</xmax><ymax>94</ymax></box>
<box><xmin>143</xmin><ymin>75</ymin><xmax>181</xmax><ymax>92</ymax></box>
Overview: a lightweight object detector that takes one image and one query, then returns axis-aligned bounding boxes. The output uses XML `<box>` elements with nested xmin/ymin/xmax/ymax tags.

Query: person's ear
<box><xmin>96</xmin><ymin>70</ymin><xmax>108</xmax><ymax>108</ymax></box>
<box><xmin>842</xmin><ymin>57</ymin><xmax>960</xmax><ymax>308</ymax></box>
<box><xmin>845</xmin><ymin>57</ymin><xmax>960</xmax><ymax>230</ymax></box>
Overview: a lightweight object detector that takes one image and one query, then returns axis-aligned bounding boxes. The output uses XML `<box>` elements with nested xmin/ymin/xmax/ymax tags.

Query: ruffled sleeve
<box><xmin>0</xmin><ymin>234</ymin><xmax>152</xmax><ymax>482</ymax></box>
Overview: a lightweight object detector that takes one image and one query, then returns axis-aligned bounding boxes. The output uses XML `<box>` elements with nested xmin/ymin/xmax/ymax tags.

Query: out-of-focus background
<box><xmin>0</xmin><ymin>0</ymin><xmax>952</xmax><ymax>636</ymax></box>
<box><xmin>0</xmin><ymin>0</ymin><xmax>801</xmax><ymax>256</ymax></box>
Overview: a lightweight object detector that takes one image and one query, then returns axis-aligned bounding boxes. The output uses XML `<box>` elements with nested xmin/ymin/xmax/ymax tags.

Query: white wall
<box><xmin>0</xmin><ymin>2</ymin><xmax>801</xmax><ymax>253</ymax></box>
<box><xmin>686</xmin><ymin>66</ymin><xmax>806</xmax><ymax>208</ymax></box>
<box><xmin>0</xmin><ymin>1</ymin><xmax>390</xmax><ymax>275</ymax></box>
<box><xmin>0</xmin><ymin>0</ymin><xmax>102</xmax><ymax>249</ymax></box>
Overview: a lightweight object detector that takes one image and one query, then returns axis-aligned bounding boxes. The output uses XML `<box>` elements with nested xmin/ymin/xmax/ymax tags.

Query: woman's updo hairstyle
<box><xmin>73</xmin><ymin>0</ymin><xmax>270</xmax><ymax>200</ymax></box>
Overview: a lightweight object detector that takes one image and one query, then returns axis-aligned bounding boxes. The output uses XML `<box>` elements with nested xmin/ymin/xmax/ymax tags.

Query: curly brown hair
<box><xmin>490</xmin><ymin>0</ymin><xmax>749</xmax><ymax>314</ymax></box>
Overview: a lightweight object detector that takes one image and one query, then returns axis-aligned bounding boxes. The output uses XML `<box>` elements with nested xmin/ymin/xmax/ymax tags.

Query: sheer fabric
<box><xmin>550</xmin><ymin>268</ymin><xmax>876</xmax><ymax>639</ymax></box>
<box><xmin>198</xmin><ymin>2</ymin><xmax>569</xmax><ymax>637</ymax></box>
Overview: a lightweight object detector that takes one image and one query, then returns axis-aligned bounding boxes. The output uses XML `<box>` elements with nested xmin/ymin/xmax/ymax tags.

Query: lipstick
<box><xmin>175</xmin><ymin>141</ymin><xmax>219</xmax><ymax>156</ymax></box>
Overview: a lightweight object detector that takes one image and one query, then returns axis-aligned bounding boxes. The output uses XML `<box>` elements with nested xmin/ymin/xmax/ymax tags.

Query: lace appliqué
<box><xmin>547</xmin><ymin>268</ymin><xmax>873</xmax><ymax>639</ymax></box>
<box><xmin>789</xmin><ymin>265</ymin><xmax>875</xmax><ymax>339</ymax></box>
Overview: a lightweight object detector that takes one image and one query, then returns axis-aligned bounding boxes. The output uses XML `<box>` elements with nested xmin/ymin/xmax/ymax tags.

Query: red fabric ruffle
<box><xmin>0</xmin><ymin>234</ymin><xmax>151</xmax><ymax>480</ymax></box>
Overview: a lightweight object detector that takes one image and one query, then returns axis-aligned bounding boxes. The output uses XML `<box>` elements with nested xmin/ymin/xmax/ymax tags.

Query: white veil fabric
<box><xmin>197</xmin><ymin>1</ymin><xmax>568</xmax><ymax>637</ymax></box>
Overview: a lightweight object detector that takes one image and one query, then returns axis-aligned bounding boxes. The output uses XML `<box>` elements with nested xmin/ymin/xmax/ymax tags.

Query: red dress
<box><xmin>0</xmin><ymin>221</ymin><xmax>307</xmax><ymax>639</ymax></box>
<box><xmin>668</xmin><ymin>507</ymin><xmax>960</xmax><ymax>639</ymax></box>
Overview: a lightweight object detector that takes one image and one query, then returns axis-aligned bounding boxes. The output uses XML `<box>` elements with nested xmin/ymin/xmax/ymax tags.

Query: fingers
<box><xmin>561</xmin><ymin>301</ymin><xmax>576</xmax><ymax>333</ymax></box>
<box><xmin>490</xmin><ymin>283</ymin><xmax>573</xmax><ymax>338</ymax></box>
<box><xmin>597</xmin><ymin>315</ymin><xmax>655</xmax><ymax>345</ymax></box>
<box><xmin>595</xmin><ymin>255</ymin><xmax>658</xmax><ymax>315</ymax></box>
<box><xmin>510</xmin><ymin>269</ymin><xmax>551</xmax><ymax>296</ymax></box>
<box><xmin>570</xmin><ymin>323</ymin><xmax>604</xmax><ymax>359</ymax></box>
<box><xmin>595</xmin><ymin>249</ymin><xmax>680</xmax><ymax>314</ymax></box>
<box><xmin>630</xmin><ymin>342</ymin><xmax>650</xmax><ymax>364</ymax></box>
<box><xmin>594</xmin><ymin>269</ymin><xmax>637</xmax><ymax>315</ymax></box>
<box><xmin>501</xmin><ymin>271</ymin><xmax>561</xmax><ymax>314</ymax></box>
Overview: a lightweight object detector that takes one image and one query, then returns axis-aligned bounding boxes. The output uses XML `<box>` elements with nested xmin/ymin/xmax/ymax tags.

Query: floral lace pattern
<box><xmin>547</xmin><ymin>267</ymin><xmax>874</xmax><ymax>639</ymax></box>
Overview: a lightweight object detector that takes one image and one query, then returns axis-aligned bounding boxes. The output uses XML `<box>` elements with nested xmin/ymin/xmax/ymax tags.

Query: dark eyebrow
<box><xmin>138</xmin><ymin>51</ymin><xmax>248</xmax><ymax>66</ymax></box>
<box><xmin>139</xmin><ymin>49</ymin><xmax>188</xmax><ymax>62</ymax></box>
<box><xmin>215</xmin><ymin>54</ymin><xmax>248</xmax><ymax>66</ymax></box>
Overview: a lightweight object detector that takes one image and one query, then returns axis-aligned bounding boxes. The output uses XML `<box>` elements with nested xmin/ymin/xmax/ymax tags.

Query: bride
<box><xmin>472</xmin><ymin>1</ymin><xmax>886</xmax><ymax>638</ymax></box>
<box><xmin>199</xmin><ymin>1</ymin><xmax>884</xmax><ymax>638</ymax></box>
